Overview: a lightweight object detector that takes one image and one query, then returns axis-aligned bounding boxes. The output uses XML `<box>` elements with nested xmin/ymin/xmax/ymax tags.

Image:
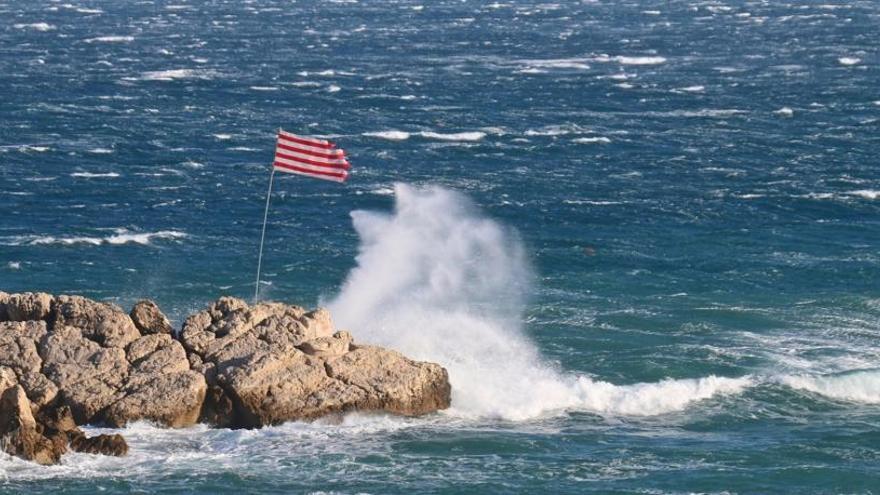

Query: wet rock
<box><xmin>68</xmin><ymin>430</ymin><xmax>128</xmax><ymax>456</ymax></box>
<box><xmin>0</xmin><ymin>385</ymin><xmax>63</xmax><ymax>465</ymax></box>
<box><xmin>130</xmin><ymin>300</ymin><xmax>173</xmax><ymax>335</ymax></box>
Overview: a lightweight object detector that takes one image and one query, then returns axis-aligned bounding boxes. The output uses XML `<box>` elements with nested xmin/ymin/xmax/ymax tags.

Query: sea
<box><xmin>1</xmin><ymin>0</ymin><xmax>879</xmax><ymax>493</ymax></box>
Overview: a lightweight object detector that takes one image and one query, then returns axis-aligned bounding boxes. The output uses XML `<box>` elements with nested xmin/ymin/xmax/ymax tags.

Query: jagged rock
<box><xmin>68</xmin><ymin>430</ymin><xmax>128</xmax><ymax>456</ymax></box>
<box><xmin>185</xmin><ymin>297</ymin><xmax>451</xmax><ymax>427</ymax></box>
<box><xmin>0</xmin><ymin>385</ymin><xmax>63</xmax><ymax>465</ymax></box>
<box><xmin>0</xmin><ymin>366</ymin><xmax>17</xmax><ymax>393</ymax></box>
<box><xmin>53</xmin><ymin>295</ymin><xmax>141</xmax><ymax>348</ymax></box>
<box><xmin>326</xmin><ymin>345</ymin><xmax>452</xmax><ymax>416</ymax></box>
<box><xmin>104</xmin><ymin>370</ymin><xmax>206</xmax><ymax>427</ymax></box>
<box><xmin>0</xmin><ymin>291</ymin><xmax>451</xmax><ymax>458</ymax></box>
<box><xmin>298</xmin><ymin>330</ymin><xmax>353</xmax><ymax>358</ymax></box>
<box><xmin>0</xmin><ymin>292</ymin><xmax>53</xmax><ymax>322</ymax></box>
<box><xmin>130</xmin><ymin>300</ymin><xmax>173</xmax><ymax>335</ymax></box>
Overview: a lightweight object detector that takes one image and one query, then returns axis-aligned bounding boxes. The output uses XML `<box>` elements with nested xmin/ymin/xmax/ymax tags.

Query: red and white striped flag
<box><xmin>273</xmin><ymin>129</ymin><xmax>350</xmax><ymax>183</ymax></box>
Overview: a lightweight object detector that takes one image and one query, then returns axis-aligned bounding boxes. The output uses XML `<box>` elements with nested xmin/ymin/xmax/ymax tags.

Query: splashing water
<box><xmin>329</xmin><ymin>184</ymin><xmax>752</xmax><ymax>420</ymax></box>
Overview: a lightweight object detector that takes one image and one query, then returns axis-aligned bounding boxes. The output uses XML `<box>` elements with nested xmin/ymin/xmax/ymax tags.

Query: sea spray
<box><xmin>329</xmin><ymin>184</ymin><xmax>751</xmax><ymax>420</ymax></box>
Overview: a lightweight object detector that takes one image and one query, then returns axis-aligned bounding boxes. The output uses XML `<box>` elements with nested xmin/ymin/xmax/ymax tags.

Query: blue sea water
<box><xmin>2</xmin><ymin>0</ymin><xmax>879</xmax><ymax>492</ymax></box>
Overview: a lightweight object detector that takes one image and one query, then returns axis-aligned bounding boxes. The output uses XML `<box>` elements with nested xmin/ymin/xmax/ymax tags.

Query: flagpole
<box><xmin>254</xmin><ymin>166</ymin><xmax>276</xmax><ymax>303</ymax></box>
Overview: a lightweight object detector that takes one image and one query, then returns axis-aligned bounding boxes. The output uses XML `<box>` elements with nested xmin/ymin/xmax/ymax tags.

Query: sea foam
<box><xmin>329</xmin><ymin>184</ymin><xmax>751</xmax><ymax>420</ymax></box>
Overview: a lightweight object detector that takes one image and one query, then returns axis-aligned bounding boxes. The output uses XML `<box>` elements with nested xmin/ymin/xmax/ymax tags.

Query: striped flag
<box><xmin>273</xmin><ymin>129</ymin><xmax>351</xmax><ymax>183</ymax></box>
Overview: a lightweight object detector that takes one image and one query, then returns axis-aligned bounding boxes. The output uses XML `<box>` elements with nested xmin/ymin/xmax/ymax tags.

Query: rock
<box><xmin>53</xmin><ymin>295</ymin><xmax>141</xmax><ymax>348</ymax></box>
<box><xmin>0</xmin><ymin>291</ymin><xmax>451</xmax><ymax>444</ymax></box>
<box><xmin>185</xmin><ymin>298</ymin><xmax>451</xmax><ymax>427</ymax></box>
<box><xmin>68</xmin><ymin>430</ymin><xmax>128</xmax><ymax>456</ymax></box>
<box><xmin>0</xmin><ymin>366</ymin><xmax>17</xmax><ymax>394</ymax></box>
<box><xmin>298</xmin><ymin>330</ymin><xmax>353</xmax><ymax>358</ymax></box>
<box><xmin>326</xmin><ymin>345</ymin><xmax>452</xmax><ymax>416</ymax></box>
<box><xmin>0</xmin><ymin>292</ymin><xmax>53</xmax><ymax>322</ymax></box>
<box><xmin>130</xmin><ymin>300</ymin><xmax>173</xmax><ymax>335</ymax></box>
<box><xmin>104</xmin><ymin>370</ymin><xmax>206</xmax><ymax>427</ymax></box>
<box><xmin>0</xmin><ymin>385</ymin><xmax>63</xmax><ymax>465</ymax></box>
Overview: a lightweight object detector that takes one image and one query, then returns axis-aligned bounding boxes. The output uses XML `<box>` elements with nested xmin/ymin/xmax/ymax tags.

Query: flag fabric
<box><xmin>273</xmin><ymin>129</ymin><xmax>351</xmax><ymax>183</ymax></box>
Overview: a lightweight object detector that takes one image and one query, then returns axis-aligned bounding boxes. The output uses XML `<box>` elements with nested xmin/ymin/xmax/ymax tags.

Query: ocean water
<box><xmin>1</xmin><ymin>0</ymin><xmax>879</xmax><ymax>492</ymax></box>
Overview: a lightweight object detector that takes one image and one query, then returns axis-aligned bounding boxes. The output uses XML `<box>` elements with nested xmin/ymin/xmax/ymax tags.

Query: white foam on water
<box><xmin>213</xmin><ymin>133</ymin><xmax>233</xmax><ymax>140</ymax></box>
<box><xmin>86</xmin><ymin>35</ymin><xmax>134</xmax><ymax>43</ymax></box>
<box><xmin>70</xmin><ymin>172</ymin><xmax>120</xmax><ymax>178</ymax></box>
<box><xmin>363</xmin><ymin>130</ymin><xmax>411</xmax><ymax>141</ymax></box>
<box><xmin>328</xmin><ymin>184</ymin><xmax>752</xmax><ymax>420</ymax></box>
<box><xmin>677</xmin><ymin>85</ymin><xmax>705</xmax><ymax>92</ymax></box>
<box><xmin>137</xmin><ymin>69</ymin><xmax>215</xmax><ymax>81</ymax></box>
<box><xmin>573</xmin><ymin>136</ymin><xmax>611</xmax><ymax>144</ymax></box>
<box><xmin>780</xmin><ymin>370</ymin><xmax>880</xmax><ymax>404</ymax></box>
<box><xmin>326</xmin><ymin>85</ymin><xmax>342</xmax><ymax>93</ymax></box>
<box><xmin>614</xmin><ymin>55</ymin><xmax>666</xmax><ymax>65</ymax></box>
<box><xmin>3</xmin><ymin>229</ymin><xmax>187</xmax><ymax>247</ymax></box>
<box><xmin>14</xmin><ymin>22</ymin><xmax>55</xmax><ymax>31</ymax></box>
<box><xmin>774</xmin><ymin>107</ymin><xmax>794</xmax><ymax>117</ymax></box>
<box><xmin>418</xmin><ymin>131</ymin><xmax>486</xmax><ymax>141</ymax></box>
<box><xmin>86</xmin><ymin>148</ymin><xmax>114</xmax><ymax>154</ymax></box>
<box><xmin>838</xmin><ymin>57</ymin><xmax>861</xmax><ymax>66</ymax></box>
<box><xmin>847</xmin><ymin>190</ymin><xmax>880</xmax><ymax>200</ymax></box>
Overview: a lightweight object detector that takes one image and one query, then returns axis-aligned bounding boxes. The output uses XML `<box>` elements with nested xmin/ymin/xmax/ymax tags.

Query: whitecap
<box><xmin>326</xmin><ymin>85</ymin><xmax>342</xmax><ymax>93</ymax></box>
<box><xmin>781</xmin><ymin>370</ymin><xmax>880</xmax><ymax>404</ymax></box>
<box><xmin>774</xmin><ymin>107</ymin><xmax>794</xmax><ymax>117</ymax></box>
<box><xmin>573</xmin><ymin>136</ymin><xmax>611</xmax><ymax>144</ymax></box>
<box><xmin>847</xmin><ymin>190</ymin><xmax>880</xmax><ymax>200</ymax></box>
<box><xmin>250</xmin><ymin>86</ymin><xmax>279</xmax><ymax>91</ymax></box>
<box><xmin>86</xmin><ymin>148</ymin><xmax>114</xmax><ymax>154</ymax></box>
<box><xmin>70</xmin><ymin>172</ymin><xmax>120</xmax><ymax>178</ymax></box>
<box><xmin>677</xmin><ymin>85</ymin><xmax>705</xmax><ymax>92</ymax></box>
<box><xmin>86</xmin><ymin>35</ymin><xmax>134</xmax><ymax>43</ymax></box>
<box><xmin>213</xmin><ymin>134</ymin><xmax>233</xmax><ymax>140</ymax></box>
<box><xmin>14</xmin><ymin>22</ymin><xmax>55</xmax><ymax>31</ymax></box>
<box><xmin>419</xmin><ymin>131</ymin><xmax>486</xmax><ymax>141</ymax></box>
<box><xmin>614</xmin><ymin>55</ymin><xmax>667</xmax><ymax>65</ymax></box>
<box><xmin>7</xmin><ymin>229</ymin><xmax>188</xmax><ymax>247</ymax></box>
<box><xmin>838</xmin><ymin>56</ymin><xmax>861</xmax><ymax>66</ymax></box>
<box><xmin>138</xmin><ymin>69</ymin><xmax>215</xmax><ymax>81</ymax></box>
<box><xmin>363</xmin><ymin>131</ymin><xmax>411</xmax><ymax>141</ymax></box>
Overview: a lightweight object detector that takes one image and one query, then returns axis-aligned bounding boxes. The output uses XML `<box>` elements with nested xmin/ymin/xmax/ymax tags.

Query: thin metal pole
<box><xmin>254</xmin><ymin>167</ymin><xmax>276</xmax><ymax>302</ymax></box>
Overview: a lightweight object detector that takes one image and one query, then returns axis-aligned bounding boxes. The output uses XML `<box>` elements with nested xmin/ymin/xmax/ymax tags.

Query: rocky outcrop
<box><xmin>0</xmin><ymin>291</ymin><xmax>451</xmax><ymax>465</ymax></box>
<box><xmin>130</xmin><ymin>300</ymin><xmax>173</xmax><ymax>335</ymax></box>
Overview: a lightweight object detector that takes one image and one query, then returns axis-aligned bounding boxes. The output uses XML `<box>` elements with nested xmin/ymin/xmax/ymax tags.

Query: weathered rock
<box><xmin>327</xmin><ymin>345</ymin><xmax>452</xmax><ymax>416</ymax></box>
<box><xmin>0</xmin><ymin>292</ymin><xmax>53</xmax><ymax>322</ymax></box>
<box><xmin>53</xmin><ymin>295</ymin><xmax>141</xmax><ymax>348</ymax></box>
<box><xmin>69</xmin><ymin>430</ymin><xmax>128</xmax><ymax>456</ymax></box>
<box><xmin>298</xmin><ymin>330</ymin><xmax>353</xmax><ymax>358</ymax></box>
<box><xmin>184</xmin><ymin>297</ymin><xmax>451</xmax><ymax>427</ymax></box>
<box><xmin>0</xmin><ymin>385</ymin><xmax>63</xmax><ymax>465</ymax></box>
<box><xmin>0</xmin><ymin>291</ymin><xmax>451</xmax><ymax>451</ymax></box>
<box><xmin>104</xmin><ymin>370</ymin><xmax>206</xmax><ymax>427</ymax></box>
<box><xmin>130</xmin><ymin>300</ymin><xmax>173</xmax><ymax>335</ymax></box>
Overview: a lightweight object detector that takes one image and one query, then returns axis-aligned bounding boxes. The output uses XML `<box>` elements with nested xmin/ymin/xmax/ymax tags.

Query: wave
<box><xmin>134</xmin><ymin>69</ymin><xmax>217</xmax><ymax>81</ymax></box>
<box><xmin>14</xmin><ymin>22</ymin><xmax>55</xmax><ymax>31</ymax></box>
<box><xmin>363</xmin><ymin>130</ymin><xmax>411</xmax><ymax>141</ymax></box>
<box><xmin>70</xmin><ymin>172</ymin><xmax>120</xmax><ymax>178</ymax></box>
<box><xmin>328</xmin><ymin>184</ymin><xmax>750</xmax><ymax>420</ymax></box>
<box><xmin>85</xmin><ymin>35</ymin><xmax>134</xmax><ymax>43</ymax></box>
<box><xmin>2</xmin><ymin>229</ymin><xmax>187</xmax><ymax>247</ymax></box>
<box><xmin>780</xmin><ymin>370</ymin><xmax>880</xmax><ymax>404</ymax></box>
<box><xmin>419</xmin><ymin>131</ymin><xmax>486</xmax><ymax>141</ymax></box>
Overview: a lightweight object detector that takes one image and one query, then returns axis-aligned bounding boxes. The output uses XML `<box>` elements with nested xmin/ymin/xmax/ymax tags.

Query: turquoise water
<box><xmin>2</xmin><ymin>0</ymin><xmax>879</xmax><ymax>493</ymax></box>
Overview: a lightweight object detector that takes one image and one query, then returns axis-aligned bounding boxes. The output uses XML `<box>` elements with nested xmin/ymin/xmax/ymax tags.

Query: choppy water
<box><xmin>2</xmin><ymin>0</ymin><xmax>879</xmax><ymax>493</ymax></box>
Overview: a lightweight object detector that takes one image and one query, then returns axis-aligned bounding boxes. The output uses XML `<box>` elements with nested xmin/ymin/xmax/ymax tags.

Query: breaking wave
<box><xmin>328</xmin><ymin>184</ymin><xmax>751</xmax><ymax>420</ymax></box>
<box><xmin>2</xmin><ymin>229</ymin><xmax>187</xmax><ymax>247</ymax></box>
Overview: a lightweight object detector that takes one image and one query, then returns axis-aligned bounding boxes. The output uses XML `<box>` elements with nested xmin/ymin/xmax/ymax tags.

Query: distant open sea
<box><xmin>2</xmin><ymin>0</ymin><xmax>879</xmax><ymax>493</ymax></box>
